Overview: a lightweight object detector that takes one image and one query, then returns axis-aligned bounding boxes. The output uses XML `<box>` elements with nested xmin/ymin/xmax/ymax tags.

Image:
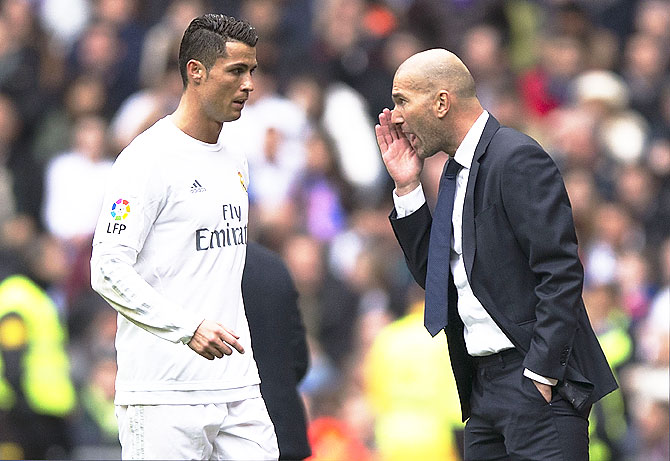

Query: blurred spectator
<box><xmin>568</xmin><ymin>69</ymin><xmax>650</xmax><ymax>172</ymax></box>
<box><xmin>394</xmin><ymin>0</ymin><xmax>508</xmax><ymax>55</ymax></box>
<box><xmin>320</xmin><ymin>81</ymin><xmax>385</xmax><ymax>200</ymax></box>
<box><xmin>310</xmin><ymin>0</ymin><xmax>379</xmax><ymax>106</ymax></box>
<box><xmin>583</xmin><ymin>283</ymin><xmax>633</xmax><ymax>460</ymax></box>
<box><xmin>621</xmin><ymin>236</ymin><xmax>670</xmax><ymax>460</ymax></box>
<box><xmin>615</xmin><ymin>250</ymin><xmax>655</xmax><ymax>323</ymax></box>
<box><xmin>583</xmin><ymin>202</ymin><xmax>643</xmax><ymax>287</ymax></box>
<box><xmin>64</xmin><ymin>299</ymin><xmax>117</xmax><ymax>458</ymax></box>
<box><xmin>570</xmin><ymin>0</ymin><xmax>638</xmax><ymax>42</ymax></box>
<box><xmin>543</xmin><ymin>106</ymin><xmax>600</xmax><ymax>174</ymax></box>
<box><xmin>625</xmin><ymin>365</ymin><xmax>669</xmax><ymax>461</ymax></box>
<box><xmin>0</xmin><ymin>1</ymin><xmax>52</xmax><ymax>127</ymax></box>
<box><xmin>621</xmin><ymin>32</ymin><xmax>669</xmax><ymax>127</ymax></box>
<box><xmin>644</xmin><ymin>138</ymin><xmax>670</xmax><ymax>248</ymax></box>
<box><xmin>634</xmin><ymin>238</ymin><xmax>670</xmax><ymax>367</ymax></box>
<box><xmin>283</xmin><ymin>234</ymin><xmax>359</xmax><ymax>371</ymax></box>
<box><xmin>32</xmin><ymin>75</ymin><xmax>107</xmax><ymax>163</ymax></box>
<box><xmin>285</xmin><ymin>72</ymin><xmax>385</xmax><ymax>203</ymax></box>
<box><xmin>564</xmin><ymin>168</ymin><xmax>602</xmax><ymax>249</ymax></box>
<box><xmin>109</xmin><ymin>60</ymin><xmax>182</xmax><ymax>153</ymax></box>
<box><xmin>570</xmin><ymin>69</ymin><xmax>630</xmax><ymax>120</ymax></box>
<box><xmin>92</xmin><ymin>0</ymin><xmax>145</xmax><ymax>93</ymax></box>
<box><xmin>305</xmin><ymin>415</ymin><xmax>372</xmax><ymax>461</ymax></box>
<box><xmin>518</xmin><ymin>33</ymin><xmax>584</xmax><ymax>118</ymax></box>
<box><xmin>70</xmin><ymin>355</ymin><xmax>119</xmax><ymax>459</ymax></box>
<box><xmin>290</xmin><ymin>129</ymin><xmax>352</xmax><ymax>243</ymax></box>
<box><xmin>614</xmin><ymin>158</ymin><xmax>670</xmax><ymax>250</ymax></box>
<box><xmin>66</xmin><ymin>290</ymin><xmax>116</xmax><ymax>377</ymax></box>
<box><xmin>634</xmin><ymin>0</ymin><xmax>670</xmax><ymax>40</ymax></box>
<box><xmin>68</xmin><ymin>20</ymin><xmax>138</xmax><ymax>118</ymax></box>
<box><xmin>0</xmin><ymin>93</ymin><xmax>42</xmax><ymax>222</ymax></box>
<box><xmin>365</xmin><ymin>286</ymin><xmax>464</xmax><ymax>460</ymax></box>
<box><xmin>139</xmin><ymin>0</ymin><xmax>204</xmax><ymax>89</ymax></box>
<box><xmin>461</xmin><ymin>24</ymin><xmax>514</xmax><ymax>112</ymax></box>
<box><xmin>545</xmin><ymin>2</ymin><xmax>620</xmax><ymax>72</ymax></box>
<box><xmin>597</xmin><ymin>103</ymin><xmax>650</xmax><ymax>168</ymax></box>
<box><xmin>239</xmin><ymin>0</ymin><xmax>285</xmax><ymax>79</ymax></box>
<box><xmin>38</xmin><ymin>0</ymin><xmax>91</xmax><ymax>51</ymax></box>
<box><xmin>41</xmin><ymin>115</ymin><xmax>113</xmax><ymax>246</ymax></box>
<box><xmin>0</xmin><ymin>270</ymin><xmax>76</xmax><ymax>459</ymax></box>
<box><xmin>22</xmin><ymin>233</ymin><xmax>71</xmax><ymax>312</ymax></box>
<box><xmin>371</xmin><ymin>29</ymin><xmax>424</xmax><ymax>114</ymax></box>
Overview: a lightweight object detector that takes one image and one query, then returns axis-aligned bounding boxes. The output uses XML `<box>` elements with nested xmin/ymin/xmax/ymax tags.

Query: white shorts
<box><xmin>116</xmin><ymin>398</ymin><xmax>278</xmax><ymax>460</ymax></box>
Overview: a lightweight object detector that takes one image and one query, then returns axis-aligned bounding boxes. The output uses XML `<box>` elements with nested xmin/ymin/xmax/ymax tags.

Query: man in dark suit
<box><xmin>242</xmin><ymin>242</ymin><xmax>312</xmax><ymax>461</ymax></box>
<box><xmin>375</xmin><ymin>48</ymin><xmax>618</xmax><ymax>460</ymax></box>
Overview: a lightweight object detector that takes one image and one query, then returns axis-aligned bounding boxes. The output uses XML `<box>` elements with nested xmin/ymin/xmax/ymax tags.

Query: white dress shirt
<box><xmin>393</xmin><ymin>110</ymin><xmax>557</xmax><ymax>385</ymax></box>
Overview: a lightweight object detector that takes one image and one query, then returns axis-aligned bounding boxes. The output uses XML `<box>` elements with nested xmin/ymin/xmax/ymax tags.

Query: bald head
<box><xmin>389</xmin><ymin>48</ymin><xmax>483</xmax><ymax>157</ymax></box>
<box><xmin>395</xmin><ymin>48</ymin><xmax>477</xmax><ymax>98</ymax></box>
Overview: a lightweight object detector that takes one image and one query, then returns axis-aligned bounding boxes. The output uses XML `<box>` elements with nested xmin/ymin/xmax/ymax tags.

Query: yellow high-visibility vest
<box><xmin>0</xmin><ymin>275</ymin><xmax>76</xmax><ymax>416</ymax></box>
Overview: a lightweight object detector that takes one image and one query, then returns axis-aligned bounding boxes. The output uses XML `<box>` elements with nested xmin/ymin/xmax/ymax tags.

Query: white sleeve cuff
<box><xmin>524</xmin><ymin>368</ymin><xmax>558</xmax><ymax>386</ymax></box>
<box><xmin>393</xmin><ymin>183</ymin><xmax>426</xmax><ymax>218</ymax></box>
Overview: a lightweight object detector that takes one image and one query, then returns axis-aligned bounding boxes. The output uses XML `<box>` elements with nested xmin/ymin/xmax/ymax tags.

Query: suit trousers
<box><xmin>464</xmin><ymin>349</ymin><xmax>591</xmax><ymax>461</ymax></box>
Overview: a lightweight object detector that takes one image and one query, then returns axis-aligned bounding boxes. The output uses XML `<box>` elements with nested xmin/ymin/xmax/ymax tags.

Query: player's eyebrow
<box><xmin>225</xmin><ymin>61</ymin><xmax>257</xmax><ymax>70</ymax></box>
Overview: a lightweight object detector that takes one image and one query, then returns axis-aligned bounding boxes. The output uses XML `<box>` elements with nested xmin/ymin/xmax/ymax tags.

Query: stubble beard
<box><xmin>415</xmin><ymin>131</ymin><xmax>442</xmax><ymax>159</ymax></box>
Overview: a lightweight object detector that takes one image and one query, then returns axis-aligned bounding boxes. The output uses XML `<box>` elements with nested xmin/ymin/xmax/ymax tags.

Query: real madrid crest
<box><xmin>238</xmin><ymin>171</ymin><xmax>247</xmax><ymax>193</ymax></box>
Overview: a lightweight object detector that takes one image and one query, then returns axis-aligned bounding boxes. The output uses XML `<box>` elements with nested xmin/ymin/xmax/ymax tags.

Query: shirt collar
<box><xmin>453</xmin><ymin>110</ymin><xmax>489</xmax><ymax>170</ymax></box>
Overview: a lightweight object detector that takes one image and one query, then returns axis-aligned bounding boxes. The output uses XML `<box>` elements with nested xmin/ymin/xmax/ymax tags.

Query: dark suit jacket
<box><xmin>243</xmin><ymin>242</ymin><xmax>312</xmax><ymax>460</ymax></box>
<box><xmin>390</xmin><ymin>115</ymin><xmax>618</xmax><ymax>421</ymax></box>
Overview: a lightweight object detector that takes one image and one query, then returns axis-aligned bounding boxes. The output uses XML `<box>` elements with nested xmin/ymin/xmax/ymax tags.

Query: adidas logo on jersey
<box><xmin>191</xmin><ymin>180</ymin><xmax>206</xmax><ymax>193</ymax></box>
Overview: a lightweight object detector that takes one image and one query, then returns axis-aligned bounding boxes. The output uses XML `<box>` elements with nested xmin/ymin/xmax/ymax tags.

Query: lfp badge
<box><xmin>111</xmin><ymin>198</ymin><xmax>130</xmax><ymax>220</ymax></box>
<box><xmin>107</xmin><ymin>199</ymin><xmax>130</xmax><ymax>234</ymax></box>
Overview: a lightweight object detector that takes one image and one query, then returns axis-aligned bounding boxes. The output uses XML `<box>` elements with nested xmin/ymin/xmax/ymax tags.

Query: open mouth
<box><xmin>232</xmin><ymin>98</ymin><xmax>247</xmax><ymax>108</ymax></box>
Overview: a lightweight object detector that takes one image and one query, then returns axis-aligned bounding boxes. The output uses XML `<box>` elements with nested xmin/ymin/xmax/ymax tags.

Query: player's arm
<box><xmin>91</xmin><ymin>243</ymin><xmax>202</xmax><ymax>343</ymax></box>
<box><xmin>91</xmin><ymin>244</ymin><xmax>244</xmax><ymax>359</ymax></box>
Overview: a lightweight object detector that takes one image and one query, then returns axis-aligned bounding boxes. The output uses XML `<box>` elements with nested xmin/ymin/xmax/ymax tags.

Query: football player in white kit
<box><xmin>90</xmin><ymin>14</ymin><xmax>278</xmax><ymax>460</ymax></box>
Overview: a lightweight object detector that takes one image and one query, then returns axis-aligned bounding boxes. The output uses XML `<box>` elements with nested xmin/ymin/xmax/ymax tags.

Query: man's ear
<box><xmin>435</xmin><ymin>90</ymin><xmax>450</xmax><ymax>118</ymax></box>
<box><xmin>186</xmin><ymin>59</ymin><xmax>206</xmax><ymax>85</ymax></box>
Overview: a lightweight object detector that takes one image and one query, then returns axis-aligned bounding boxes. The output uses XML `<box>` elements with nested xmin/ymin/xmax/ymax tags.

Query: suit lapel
<box><xmin>463</xmin><ymin>116</ymin><xmax>500</xmax><ymax>281</ymax></box>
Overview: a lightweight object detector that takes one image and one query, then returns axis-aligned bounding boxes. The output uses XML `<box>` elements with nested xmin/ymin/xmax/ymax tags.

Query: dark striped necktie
<box><xmin>424</xmin><ymin>158</ymin><xmax>463</xmax><ymax>336</ymax></box>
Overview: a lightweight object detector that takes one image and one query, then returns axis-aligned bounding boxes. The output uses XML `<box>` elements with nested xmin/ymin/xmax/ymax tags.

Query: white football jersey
<box><xmin>91</xmin><ymin>116</ymin><xmax>260</xmax><ymax>405</ymax></box>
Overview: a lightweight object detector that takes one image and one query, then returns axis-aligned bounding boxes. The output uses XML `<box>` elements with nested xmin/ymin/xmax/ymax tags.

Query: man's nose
<box><xmin>242</xmin><ymin>73</ymin><xmax>254</xmax><ymax>92</ymax></box>
<box><xmin>390</xmin><ymin>107</ymin><xmax>403</xmax><ymax>124</ymax></box>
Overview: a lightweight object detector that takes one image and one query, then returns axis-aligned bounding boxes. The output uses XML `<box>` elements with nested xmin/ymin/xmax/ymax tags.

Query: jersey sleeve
<box><xmin>92</xmin><ymin>148</ymin><xmax>160</xmax><ymax>252</ymax></box>
<box><xmin>90</xmin><ymin>243</ymin><xmax>203</xmax><ymax>344</ymax></box>
<box><xmin>90</xmin><ymin>146</ymin><xmax>203</xmax><ymax>344</ymax></box>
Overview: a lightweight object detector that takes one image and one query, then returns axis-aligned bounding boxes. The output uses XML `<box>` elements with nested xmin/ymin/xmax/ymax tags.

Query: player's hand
<box><xmin>533</xmin><ymin>380</ymin><xmax>553</xmax><ymax>403</ymax></box>
<box><xmin>375</xmin><ymin>108</ymin><xmax>423</xmax><ymax>196</ymax></box>
<box><xmin>188</xmin><ymin>319</ymin><xmax>245</xmax><ymax>360</ymax></box>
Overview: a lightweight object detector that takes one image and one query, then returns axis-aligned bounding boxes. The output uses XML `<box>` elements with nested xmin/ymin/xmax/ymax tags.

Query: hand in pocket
<box><xmin>533</xmin><ymin>380</ymin><xmax>552</xmax><ymax>403</ymax></box>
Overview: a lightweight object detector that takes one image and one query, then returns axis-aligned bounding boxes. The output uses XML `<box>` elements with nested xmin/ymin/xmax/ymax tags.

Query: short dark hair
<box><xmin>178</xmin><ymin>14</ymin><xmax>258</xmax><ymax>87</ymax></box>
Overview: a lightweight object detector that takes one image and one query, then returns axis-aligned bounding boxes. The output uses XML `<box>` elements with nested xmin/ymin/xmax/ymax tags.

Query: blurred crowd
<box><xmin>0</xmin><ymin>0</ymin><xmax>668</xmax><ymax>459</ymax></box>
